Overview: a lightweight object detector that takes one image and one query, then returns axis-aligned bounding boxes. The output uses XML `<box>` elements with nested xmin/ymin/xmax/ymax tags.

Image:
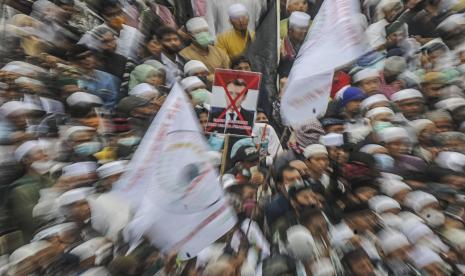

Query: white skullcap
<box><xmin>181</xmin><ymin>76</ymin><xmax>205</xmax><ymax>91</ymax></box>
<box><xmin>379</xmin><ymin>178</ymin><xmax>411</xmax><ymax>197</ymax></box>
<box><xmin>66</xmin><ymin>92</ymin><xmax>103</xmax><ymax>107</ymax></box>
<box><xmin>97</xmin><ymin>160</ymin><xmax>128</xmax><ymax>178</ymax></box>
<box><xmin>377</xmin><ymin>0</ymin><xmax>401</xmax><ymax>10</ymax></box>
<box><xmin>369</xmin><ymin>195</ymin><xmax>401</xmax><ymax>214</ymax></box>
<box><xmin>366</xmin><ymin>107</ymin><xmax>394</xmax><ymax>119</ymax></box>
<box><xmin>402</xmin><ymin>222</ymin><xmax>432</xmax><ymax>244</ymax></box>
<box><xmin>62</xmin><ymin>161</ymin><xmax>98</xmax><ymax>177</ymax></box>
<box><xmin>360</xmin><ymin>144</ymin><xmax>385</xmax><ymax>154</ymax></box>
<box><xmin>361</xmin><ymin>94</ymin><xmax>389</xmax><ymax>110</ymax></box>
<box><xmin>69</xmin><ymin>237</ymin><xmax>110</xmax><ymax>261</ymax></box>
<box><xmin>222</xmin><ymin>174</ymin><xmax>237</xmax><ymax>189</ymax></box>
<box><xmin>184</xmin><ymin>60</ymin><xmax>209</xmax><ymax>76</ymax></box>
<box><xmin>14</xmin><ymin>76</ymin><xmax>44</xmax><ymax>87</ymax></box>
<box><xmin>1</xmin><ymin>61</ymin><xmax>47</xmax><ymax>76</ymax></box>
<box><xmin>435</xmin><ymin>97</ymin><xmax>465</xmax><ymax>111</ymax></box>
<box><xmin>228</xmin><ymin>3</ymin><xmax>248</xmax><ymax>18</ymax></box>
<box><xmin>443</xmin><ymin>228</ymin><xmax>465</xmax><ymax>250</ymax></box>
<box><xmin>330</xmin><ymin>223</ymin><xmax>354</xmax><ymax>247</ymax></box>
<box><xmin>378</xmin><ymin>230</ymin><xmax>410</xmax><ymax>255</ymax></box>
<box><xmin>410</xmin><ymin>246</ymin><xmax>443</xmax><ymax>269</ymax></box>
<box><xmin>409</xmin><ymin>119</ymin><xmax>434</xmax><ymax>135</ymax></box>
<box><xmin>63</xmin><ymin>126</ymin><xmax>95</xmax><ymax>140</ymax></box>
<box><xmin>381</xmin><ymin>213</ymin><xmax>403</xmax><ymax>229</ymax></box>
<box><xmin>129</xmin><ymin>83</ymin><xmax>160</xmax><ymax>100</ymax></box>
<box><xmin>206</xmin><ymin>151</ymin><xmax>222</xmax><ymax>167</ymax></box>
<box><xmin>32</xmin><ymin>223</ymin><xmax>77</xmax><ymax>242</ymax></box>
<box><xmin>437</xmin><ymin>14</ymin><xmax>465</xmax><ymax>32</ymax></box>
<box><xmin>353</xmin><ymin>68</ymin><xmax>379</xmax><ymax>83</ymax></box>
<box><xmin>311</xmin><ymin>258</ymin><xmax>335</xmax><ymax>276</ymax></box>
<box><xmin>380</xmin><ymin>127</ymin><xmax>409</xmax><ymax>143</ymax></box>
<box><xmin>435</xmin><ymin>151</ymin><xmax>465</xmax><ymax>172</ymax></box>
<box><xmin>286</xmin><ymin>225</ymin><xmax>316</xmax><ymax>262</ymax></box>
<box><xmin>57</xmin><ymin>187</ymin><xmax>95</xmax><ymax>207</ymax></box>
<box><xmin>14</xmin><ymin>140</ymin><xmax>40</xmax><ymax>162</ymax></box>
<box><xmin>196</xmin><ymin>243</ymin><xmax>227</xmax><ymax>268</ymax></box>
<box><xmin>289</xmin><ymin>11</ymin><xmax>311</xmax><ymax>28</ymax></box>
<box><xmin>403</xmin><ymin>191</ymin><xmax>438</xmax><ymax>213</ymax></box>
<box><xmin>286</xmin><ymin>0</ymin><xmax>305</xmax><ymax>8</ymax></box>
<box><xmin>9</xmin><ymin>241</ymin><xmax>50</xmax><ymax>266</ymax></box>
<box><xmin>81</xmin><ymin>267</ymin><xmax>111</xmax><ymax>276</ymax></box>
<box><xmin>390</xmin><ymin>89</ymin><xmax>423</xmax><ymax>102</ymax></box>
<box><xmin>320</xmin><ymin>133</ymin><xmax>344</xmax><ymax>147</ymax></box>
<box><xmin>380</xmin><ymin>172</ymin><xmax>404</xmax><ymax>180</ymax></box>
<box><xmin>0</xmin><ymin>101</ymin><xmax>42</xmax><ymax>117</ymax></box>
<box><xmin>88</xmin><ymin>193</ymin><xmax>131</xmax><ymax>242</ymax></box>
<box><xmin>399</xmin><ymin>212</ymin><xmax>424</xmax><ymax>227</ymax></box>
<box><xmin>185</xmin><ymin>17</ymin><xmax>210</xmax><ymax>33</ymax></box>
<box><xmin>303</xmin><ymin>144</ymin><xmax>328</xmax><ymax>159</ymax></box>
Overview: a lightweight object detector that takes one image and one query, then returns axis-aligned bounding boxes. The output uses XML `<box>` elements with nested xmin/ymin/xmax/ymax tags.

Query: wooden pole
<box><xmin>220</xmin><ymin>134</ymin><xmax>230</xmax><ymax>176</ymax></box>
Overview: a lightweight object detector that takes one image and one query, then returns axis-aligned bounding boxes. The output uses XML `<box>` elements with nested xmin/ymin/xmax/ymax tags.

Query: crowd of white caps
<box><xmin>1</xmin><ymin>0</ymin><xmax>465</xmax><ymax>275</ymax></box>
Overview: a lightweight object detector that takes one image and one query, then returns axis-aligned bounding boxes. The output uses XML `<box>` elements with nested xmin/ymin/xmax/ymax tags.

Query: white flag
<box><xmin>113</xmin><ymin>83</ymin><xmax>237</xmax><ymax>260</ymax></box>
<box><xmin>281</xmin><ymin>0</ymin><xmax>368</xmax><ymax>127</ymax></box>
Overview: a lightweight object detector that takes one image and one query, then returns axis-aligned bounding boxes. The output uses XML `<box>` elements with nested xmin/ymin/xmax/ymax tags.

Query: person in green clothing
<box><xmin>7</xmin><ymin>140</ymin><xmax>53</xmax><ymax>242</ymax></box>
<box><xmin>280</xmin><ymin>0</ymin><xmax>310</xmax><ymax>40</ymax></box>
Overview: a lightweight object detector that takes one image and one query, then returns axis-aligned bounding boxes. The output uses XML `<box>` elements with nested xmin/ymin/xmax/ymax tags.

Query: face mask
<box><xmin>74</xmin><ymin>141</ymin><xmax>102</xmax><ymax>156</ymax></box>
<box><xmin>208</xmin><ymin>135</ymin><xmax>225</xmax><ymax>151</ymax></box>
<box><xmin>373</xmin><ymin>153</ymin><xmax>395</xmax><ymax>171</ymax></box>
<box><xmin>420</xmin><ymin>208</ymin><xmax>445</xmax><ymax>228</ymax></box>
<box><xmin>31</xmin><ymin>160</ymin><xmax>54</xmax><ymax>174</ymax></box>
<box><xmin>191</xmin><ymin>89</ymin><xmax>210</xmax><ymax>105</ymax></box>
<box><xmin>117</xmin><ymin>136</ymin><xmax>141</xmax><ymax>147</ymax></box>
<box><xmin>373</xmin><ymin>121</ymin><xmax>393</xmax><ymax>133</ymax></box>
<box><xmin>242</xmin><ymin>168</ymin><xmax>251</xmax><ymax>177</ymax></box>
<box><xmin>194</xmin><ymin>31</ymin><xmax>214</xmax><ymax>47</ymax></box>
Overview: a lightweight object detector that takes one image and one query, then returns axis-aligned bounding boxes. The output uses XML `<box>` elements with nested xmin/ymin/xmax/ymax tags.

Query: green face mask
<box><xmin>373</xmin><ymin>121</ymin><xmax>393</xmax><ymax>133</ymax></box>
<box><xmin>191</xmin><ymin>89</ymin><xmax>210</xmax><ymax>105</ymax></box>
<box><xmin>194</xmin><ymin>31</ymin><xmax>214</xmax><ymax>47</ymax></box>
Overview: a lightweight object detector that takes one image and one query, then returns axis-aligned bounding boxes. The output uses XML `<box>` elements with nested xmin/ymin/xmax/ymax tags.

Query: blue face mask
<box><xmin>242</xmin><ymin>168</ymin><xmax>251</xmax><ymax>177</ymax></box>
<box><xmin>373</xmin><ymin>153</ymin><xmax>394</xmax><ymax>171</ymax></box>
<box><xmin>74</xmin><ymin>141</ymin><xmax>102</xmax><ymax>156</ymax></box>
<box><xmin>118</xmin><ymin>136</ymin><xmax>141</xmax><ymax>147</ymax></box>
<box><xmin>208</xmin><ymin>135</ymin><xmax>225</xmax><ymax>151</ymax></box>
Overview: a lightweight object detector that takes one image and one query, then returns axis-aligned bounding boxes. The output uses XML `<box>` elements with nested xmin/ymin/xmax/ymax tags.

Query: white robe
<box><xmin>205</xmin><ymin>0</ymin><xmax>267</xmax><ymax>36</ymax></box>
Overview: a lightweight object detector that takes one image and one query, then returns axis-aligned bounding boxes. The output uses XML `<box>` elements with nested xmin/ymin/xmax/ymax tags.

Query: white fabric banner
<box><xmin>113</xmin><ymin>83</ymin><xmax>236</xmax><ymax>260</ymax></box>
<box><xmin>281</xmin><ymin>0</ymin><xmax>368</xmax><ymax>127</ymax></box>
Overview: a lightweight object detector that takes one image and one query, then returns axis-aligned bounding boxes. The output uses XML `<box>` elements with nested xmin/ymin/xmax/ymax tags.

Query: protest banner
<box><xmin>113</xmin><ymin>83</ymin><xmax>236</xmax><ymax>260</ymax></box>
<box><xmin>281</xmin><ymin>0</ymin><xmax>368</xmax><ymax>127</ymax></box>
<box><xmin>206</xmin><ymin>69</ymin><xmax>262</xmax><ymax>137</ymax></box>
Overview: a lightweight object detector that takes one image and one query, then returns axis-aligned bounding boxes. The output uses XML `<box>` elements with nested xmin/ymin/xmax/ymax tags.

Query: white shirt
<box><xmin>161</xmin><ymin>53</ymin><xmax>184</xmax><ymax>88</ymax></box>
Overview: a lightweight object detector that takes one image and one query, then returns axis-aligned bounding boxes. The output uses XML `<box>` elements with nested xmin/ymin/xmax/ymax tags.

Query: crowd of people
<box><xmin>0</xmin><ymin>0</ymin><xmax>465</xmax><ymax>275</ymax></box>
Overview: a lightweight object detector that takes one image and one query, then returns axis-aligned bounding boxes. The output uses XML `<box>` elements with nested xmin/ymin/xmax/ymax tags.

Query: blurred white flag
<box><xmin>281</xmin><ymin>0</ymin><xmax>368</xmax><ymax>127</ymax></box>
<box><xmin>113</xmin><ymin>83</ymin><xmax>236</xmax><ymax>260</ymax></box>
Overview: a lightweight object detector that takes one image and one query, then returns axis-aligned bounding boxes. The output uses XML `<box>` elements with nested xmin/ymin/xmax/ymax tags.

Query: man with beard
<box><xmin>7</xmin><ymin>141</ymin><xmax>53</xmax><ymax>241</ymax></box>
<box><xmin>410</xmin><ymin>119</ymin><xmax>437</xmax><ymax>163</ymax></box>
<box><xmin>390</xmin><ymin>89</ymin><xmax>425</xmax><ymax>121</ymax></box>
<box><xmin>158</xmin><ymin>26</ymin><xmax>186</xmax><ymax>88</ymax></box>
<box><xmin>89</xmin><ymin>25</ymin><xmax>127</xmax><ymax>84</ymax></box>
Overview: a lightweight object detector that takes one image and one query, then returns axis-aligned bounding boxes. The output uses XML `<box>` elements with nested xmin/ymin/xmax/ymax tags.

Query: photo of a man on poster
<box><xmin>206</xmin><ymin>69</ymin><xmax>261</xmax><ymax>136</ymax></box>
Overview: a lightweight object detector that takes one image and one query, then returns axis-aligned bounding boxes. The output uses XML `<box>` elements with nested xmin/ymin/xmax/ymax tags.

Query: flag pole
<box><xmin>220</xmin><ymin>134</ymin><xmax>230</xmax><ymax>176</ymax></box>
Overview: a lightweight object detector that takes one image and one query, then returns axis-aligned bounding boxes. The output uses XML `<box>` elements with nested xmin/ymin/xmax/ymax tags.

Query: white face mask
<box><xmin>31</xmin><ymin>160</ymin><xmax>54</xmax><ymax>174</ymax></box>
<box><xmin>420</xmin><ymin>208</ymin><xmax>445</xmax><ymax>228</ymax></box>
